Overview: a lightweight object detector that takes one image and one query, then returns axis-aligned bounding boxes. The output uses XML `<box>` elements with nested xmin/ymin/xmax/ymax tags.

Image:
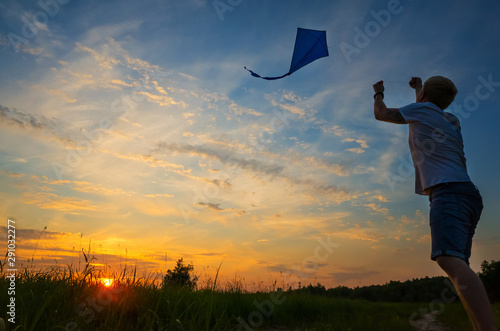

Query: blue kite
<box><xmin>245</xmin><ymin>28</ymin><xmax>329</xmax><ymax>80</ymax></box>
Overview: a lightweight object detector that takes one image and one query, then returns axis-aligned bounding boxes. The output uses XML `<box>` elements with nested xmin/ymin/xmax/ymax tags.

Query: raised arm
<box><xmin>409</xmin><ymin>77</ymin><xmax>423</xmax><ymax>102</ymax></box>
<box><xmin>373</xmin><ymin>80</ymin><xmax>406</xmax><ymax>124</ymax></box>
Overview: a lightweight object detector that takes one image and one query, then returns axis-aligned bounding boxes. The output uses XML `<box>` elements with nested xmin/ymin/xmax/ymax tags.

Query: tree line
<box><xmin>288</xmin><ymin>260</ymin><xmax>500</xmax><ymax>303</ymax></box>
<box><xmin>164</xmin><ymin>258</ymin><xmax>500</xmax><ymax>303</ymax></box>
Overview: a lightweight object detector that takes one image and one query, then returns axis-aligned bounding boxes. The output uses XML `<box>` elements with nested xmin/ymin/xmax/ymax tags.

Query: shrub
<box><xmin>163</xmin><ymin>258</ymin><xmax>198</xmax><ymax>289</ymax></box>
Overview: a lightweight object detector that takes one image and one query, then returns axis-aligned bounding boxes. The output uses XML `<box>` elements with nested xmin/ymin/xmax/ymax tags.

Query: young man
<box><xmin>373</xmin><ymin>76</ymin><xmax>497</xmax><ymax>331</ymax></box>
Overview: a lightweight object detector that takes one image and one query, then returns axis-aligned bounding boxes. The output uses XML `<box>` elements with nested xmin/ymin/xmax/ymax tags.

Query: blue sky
<box><xmin>0</xmin><ymin>0</ymin><xmax>499</xmax><ymax>288</ymax></box>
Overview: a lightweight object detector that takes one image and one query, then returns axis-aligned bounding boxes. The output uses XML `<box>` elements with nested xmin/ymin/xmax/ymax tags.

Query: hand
<box><xmin>373</xmin><ymin>80</ymin><xmax>384</xmax><ymax>93</ymax></box>
<box><xmin>409</xmin><ymin>77</ymin><xmax>422</xmax><ymax>89</ymax></box>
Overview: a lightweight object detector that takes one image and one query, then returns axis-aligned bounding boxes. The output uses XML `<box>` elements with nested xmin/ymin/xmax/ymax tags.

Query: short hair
<box><xmin>423</xmin><ymin>76</ymin><xmax>458</xmax><ymax>110</ymax></box>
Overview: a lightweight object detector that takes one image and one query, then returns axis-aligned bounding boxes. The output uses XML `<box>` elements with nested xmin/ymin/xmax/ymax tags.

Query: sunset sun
<box><xmin>99</xmin><ymin>278</ymin><xmax>115</xmax><ymax>288</ymax></box>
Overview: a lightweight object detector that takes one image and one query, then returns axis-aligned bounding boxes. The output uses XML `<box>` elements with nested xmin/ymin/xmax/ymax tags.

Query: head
<box><xmin>419</xmin><ymin>76</ymin><xmax>458</xmax><ymax>110</ymax></box>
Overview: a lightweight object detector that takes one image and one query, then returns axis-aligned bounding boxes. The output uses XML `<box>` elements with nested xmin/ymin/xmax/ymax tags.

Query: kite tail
<box><xmin>244</xmin><ymin>67</ymin><xmax>290</xmax><ymax>80</ymax></box>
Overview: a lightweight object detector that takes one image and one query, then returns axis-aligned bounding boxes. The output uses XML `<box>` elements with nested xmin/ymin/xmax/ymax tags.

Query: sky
<box><xmin>0</xmin><ymin>0</ymin><xmax>499</xmax><ymax>289</ymax></box>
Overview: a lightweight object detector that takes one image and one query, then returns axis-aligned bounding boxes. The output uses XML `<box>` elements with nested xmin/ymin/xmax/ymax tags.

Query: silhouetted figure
<box><xmin>373</xmin><ymin>76</ymin><xmax>497</xmax><ymax>331</ymax></box>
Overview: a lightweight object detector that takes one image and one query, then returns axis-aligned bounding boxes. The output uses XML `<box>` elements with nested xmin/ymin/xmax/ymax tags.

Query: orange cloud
<box><xmin>137</xmin><ymin>91</ymin><xmax>186</xmax><ymax>108</ymax></box>
<box><xmin>133</xmin><ymin>198</ymin><xmax>180</xmax><ymax>217</ymax></box>
<box><xmin>327</xmin><ymin>224</ymin><xmax>385</xmax><ymax>242</ymax></box>
<box><xmin>111</xmin><ymin>79</ymin><xmax>133</xmax><ymax>87</ymax></box>
<box><xmin>22</xmin><ymin>191</ymin><xmax>99</xmax><ymax>213</ymax></box>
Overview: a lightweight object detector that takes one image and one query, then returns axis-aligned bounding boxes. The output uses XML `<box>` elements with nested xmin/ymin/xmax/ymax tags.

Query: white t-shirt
<box><xmin>399</xmin><ymin>102</ymin><xmax>471</xmax><ymax>195</ymax></box>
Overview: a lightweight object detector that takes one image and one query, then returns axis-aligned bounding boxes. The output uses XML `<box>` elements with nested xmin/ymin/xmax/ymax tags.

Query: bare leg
<box><xmin>436</xmin><ymin>256</ymin><xmax>497</xmax><ymax>331</ymax></box>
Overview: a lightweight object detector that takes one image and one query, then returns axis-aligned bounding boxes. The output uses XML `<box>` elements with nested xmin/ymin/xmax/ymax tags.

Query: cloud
<box><xmin>292</xmin><ymin>178</ymin><xmax>351</xmax><ymax>203</ymax></box>
<box><xmin>155</xmin><ymin>142</ymin><xmax>285</xmax><ymax>177</ymax></box>
<box><xmin>111</xmin><ymin>79</ymin><xmax>133</xmax><ymax>87</ymax></box>
<box><xmin>267</xmin><ymin>261</ymin><xmax>330</xmax><ymax>276</ymax></box>
<box><xmin>368</xmin><ymin>194</ymin><xmax>389</xmax><ymax>202</ymax></box>
<box><xmin>327</xmin><ymin>225</ymin><xmax>386</xmax><ymax>242</ymax></box>
<box><xmin>364</xmin><ymin>203</ymin><xmax>390</xmax><ymax>216</ymax></box>
<box><xmin>342</xmin><ymin>137</ymin><xmax>369</xmax><ymax>155</ymax></box>
<box><xmin>390</xmin><ymin>210</ymin><xmax>427</xmax><ymax>241</ymax></box>
<box><xmin>228</xmin><ymin>103</ymin><xmax>264</xmax><ymax>117</ymax></box>
<box><xmin>352</xmin><ymin>165</ymin><xmax>376</xmax><ymax>174</ymax></box>
<box><xmin>8</xmin><ymin>172</ymin><xmax>24</xmax><ymax>178</ymax></box>
<box><xmin>96</xmin><ymin>148</ymin><xmax>227</xmax><ymax>187</ymax></box>
<box><xmin>80</xmin><ymin>21</ymin><xmax>143</xmax><ymax>46</ymax></box>
<box><xmin>75</xmin><ymin>42</ymin><xmax>121</xmax><ymax>69</ymax></box>
<box><xmin>136</xmin><ymin>90</ymin><xmax>187</xmax><ymax>108</ymax></box>
<box><xmin>0</xmin><ymin>225</ymin><xmax>66</xmax><ymax>242</ymax></box>
<box><xmin>196</xmin><ymin>202</ymin><xmax>224</xmax><ymax>211</ymax></box>
<box><xmin>195</xmin><ymin>202</ymin><xmax>245</xmax><ymax>215</ymax></box>
<box><xmin>71</xmin><ymin>181</ymin><xmax>136</xmax><ymax>197</ymax></box>
<box><xmin>178</xmin><ymin>72</ymin><xmax>198</xmax><ymax>81</ymax></box>
<box><xmin>133</xmin><ymin>198</ymin><xmax>179</xmax><ymax>217</ymax></box>
<box><xmin>356</xmin><ymin>140</ymin><xmax>369</xmax><ymax>149</ymax></box>
<box><xmin>144</xmin><ymin>193</ymin><xmax>174</xmax><ymax>198</ymax></box>
<box><xmin>153</xmin><ymin>139</ymin><xmax>352</xmax><ymax>205</ymax></box>
<box><xmin>278</xmin><ymin>103</ymin><xmax>305</xmax><ymax>117</ymax></box>
<box><xmin>296</xmin><ymin>155</ymin><xmax>349</xmax><ymax>177</ymax></box>
<box><xmin>324</xmin><ymin>125</ymin><xmax>349</xmax><ymax>137</ymax></box>
<box><xmin>346</xmin><ymin>147</ymin><xmax>365</xmax><ymax>154</ymax></box>
<box><xmin>31</xmin><ymin>85</ymin><xmax>77</xmax><ymax>103</ymax></box>
<box><xmin>11</xmin><ymin>175</ymin><xmax>137</xmax><ymax>206</ymax></box>
<box><xmin>22</xmin><ymin>191</ymin><xmax>99</xmax><ymax>213</ymax></box>
<box><xmin>0</xmin><ymin>105</ymin><xmax>78</xmax><ymax>146</ymax></box>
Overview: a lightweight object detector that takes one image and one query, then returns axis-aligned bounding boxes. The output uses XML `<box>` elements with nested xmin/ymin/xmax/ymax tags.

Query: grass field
<box><xmin>1</xmin><ymin>267</ymin><xmax>499</xmax><ymax>331</ymax></box>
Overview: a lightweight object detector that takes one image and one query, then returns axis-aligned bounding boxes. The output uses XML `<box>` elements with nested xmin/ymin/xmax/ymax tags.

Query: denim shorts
<box><xmin>428</xmin><ymin>181</ymin><xmax>483</xmax><ymax>265</ymax></box>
